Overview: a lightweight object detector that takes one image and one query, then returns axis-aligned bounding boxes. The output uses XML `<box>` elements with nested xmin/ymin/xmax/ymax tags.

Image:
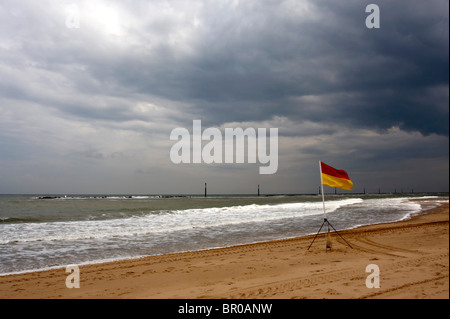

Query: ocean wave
<box><xmin>0</xmin><ymin>198</ymin><xmax>362</xmax><ymax>244</ymax></box>
<box><xmin>0</xmin><ymin>195</ymin><xmax>447</xmax><ymax>275</ymax></box>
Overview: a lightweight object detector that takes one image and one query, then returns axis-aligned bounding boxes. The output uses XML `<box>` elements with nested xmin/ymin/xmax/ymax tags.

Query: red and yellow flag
<box><xmin>320</xmin><ymin>161</ymin><xmax>353</xmax><ymax>191</ymax></box>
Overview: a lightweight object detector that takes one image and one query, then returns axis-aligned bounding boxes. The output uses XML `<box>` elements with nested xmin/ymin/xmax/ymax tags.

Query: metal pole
<box><xmin>327</xmin><ymin>220</ymin><xmax>353</xmax><ymax>249</ymax></box>
<box><xmin>307</xmin><ymin>219</ymin><xmax>326</xmax><ymax>250</ymax></box>
<box><xmin>319</xmin><ymin>161</ymin><xmax>326</xmax><ymax>219</ymax></box>
<box><xmin>319</xmin><ymin>161</ymin><xmax>327</xmax><ymax>250</ymax></box>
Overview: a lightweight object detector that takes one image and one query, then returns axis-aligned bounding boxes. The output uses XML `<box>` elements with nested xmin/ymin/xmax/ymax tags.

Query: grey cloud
<box><xmin>0</xmin><ymin>0</ymin><xmax>448</xmax><ymax>194</ymax></box>
<box><xmin>3</xmin><ymin>0</ymin><xmax>447</xmax><ymax>135</ymax></box>
<box><xmin>76</xmin><ymin>0</ymin><xmax>447</xmax><ymax>136</ymax></box>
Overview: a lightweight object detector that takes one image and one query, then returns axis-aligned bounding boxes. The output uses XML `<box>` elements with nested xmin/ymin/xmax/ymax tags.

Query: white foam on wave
<box><xmin>1</xmin><ymin>195</ymin><xmax>446</xmax><ymax>275</ymax></box>
<box><xmin>1</xmin><ymin>196</ymin><xmax>438</xmax><ymax>246</ymax></box>
<box><xmin>0</xmin><ymin>197</ymin><xmax>363</xmax><ymax>244</ymax></box>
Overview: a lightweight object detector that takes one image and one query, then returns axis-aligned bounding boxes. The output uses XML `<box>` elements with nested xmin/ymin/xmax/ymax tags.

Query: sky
<box><xmin>0</xmin><ymin>0</ymin><xmax>448</xmax><ymax>195</ymax></box>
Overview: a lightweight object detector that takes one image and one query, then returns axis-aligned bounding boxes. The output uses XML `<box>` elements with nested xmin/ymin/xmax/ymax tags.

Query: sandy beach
<box><xmin>0</xmin><ymin>200</ymin><xmax>448</xmax><ymax>299</ymax></box>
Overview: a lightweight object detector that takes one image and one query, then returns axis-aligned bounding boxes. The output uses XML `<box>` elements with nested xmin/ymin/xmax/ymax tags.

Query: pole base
<box><xmin>307</xmin><ymin>218</ymin><xmax>352</xmax><ymax>250</ymax></box>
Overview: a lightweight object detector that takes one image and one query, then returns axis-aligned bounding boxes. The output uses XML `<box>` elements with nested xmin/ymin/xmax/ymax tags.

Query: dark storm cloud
<box><xmin>0</xmin><ymin>0</ymin><xmax>448</xmax><ymax>194</ymax></box>
<box><xmin>2</xmin><ymin>0</ymin><xmax>447</xmax><ymax>135</ymax></box>
<box><xmin>184</xmin><ymin>0</ymin><xmax>449</xmax><ymax>135</ymax></box>
<box><xmin>53</xmin><ymin>0</ymin><xmax>446</xmax><ymax>136</ymax></box>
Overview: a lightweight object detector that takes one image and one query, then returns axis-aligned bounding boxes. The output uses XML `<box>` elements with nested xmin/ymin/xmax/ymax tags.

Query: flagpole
<box><xmin>308</xmin><ymin>161</ymin><xmax>353</xmax><ymax>251</ymax></box>
<box><xmin>319</xmin><ymin>160</ymin><xmax>326</xmax><ymax>219</ymax></box>
<box><xmin>319</xmin><ymin>160</ymin><xmax>329</xmax><ymax>250</ymax></box>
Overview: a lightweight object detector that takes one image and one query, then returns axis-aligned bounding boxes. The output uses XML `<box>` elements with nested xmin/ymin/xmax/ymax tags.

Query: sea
<box><xmin>0</xmin><ymin>193</ymin><xmax>448</xmax><ymax>276</ymax></box>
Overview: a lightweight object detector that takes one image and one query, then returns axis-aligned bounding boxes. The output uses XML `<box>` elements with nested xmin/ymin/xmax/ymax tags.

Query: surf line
<box><xmin>170</xmin><ymin>120</ymin><xmax>278</xmax><ymax>174</ymax></box>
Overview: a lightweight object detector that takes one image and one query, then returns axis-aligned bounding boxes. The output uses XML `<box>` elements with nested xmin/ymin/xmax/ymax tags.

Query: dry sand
<box><xmin>0</xmin><ymin>200</ymin><xmax>448</xmax><ymax>299</ymax></box>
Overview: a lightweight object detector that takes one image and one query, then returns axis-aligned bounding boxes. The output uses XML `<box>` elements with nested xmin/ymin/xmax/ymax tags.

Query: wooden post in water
<box><xmin>204</xmin><ymin>182</ymin><xmax>207</xmax><ymax>197</ymax></box>
<box><xmin>258</xmin><ymin>184</ymin><xmax>260</xmax><ymax>197</ymax></box>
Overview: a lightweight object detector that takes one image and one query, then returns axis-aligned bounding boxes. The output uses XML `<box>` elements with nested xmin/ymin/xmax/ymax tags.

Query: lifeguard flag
<box><xmin>320</xmin><ymin>161</ymin><xmax>353</xmax><ymax>191</ymax></box>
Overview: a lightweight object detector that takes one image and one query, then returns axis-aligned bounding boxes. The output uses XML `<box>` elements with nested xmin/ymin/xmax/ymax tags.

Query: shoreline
<box><xmin>0</xmin><ymin>200</ymin><xmax>448</xmax><ymax>299</ymax></box>
<box><xmin>0</xmin><ymin>196</ymin><xmax>440</xmax><ymax>278</ymax></box>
